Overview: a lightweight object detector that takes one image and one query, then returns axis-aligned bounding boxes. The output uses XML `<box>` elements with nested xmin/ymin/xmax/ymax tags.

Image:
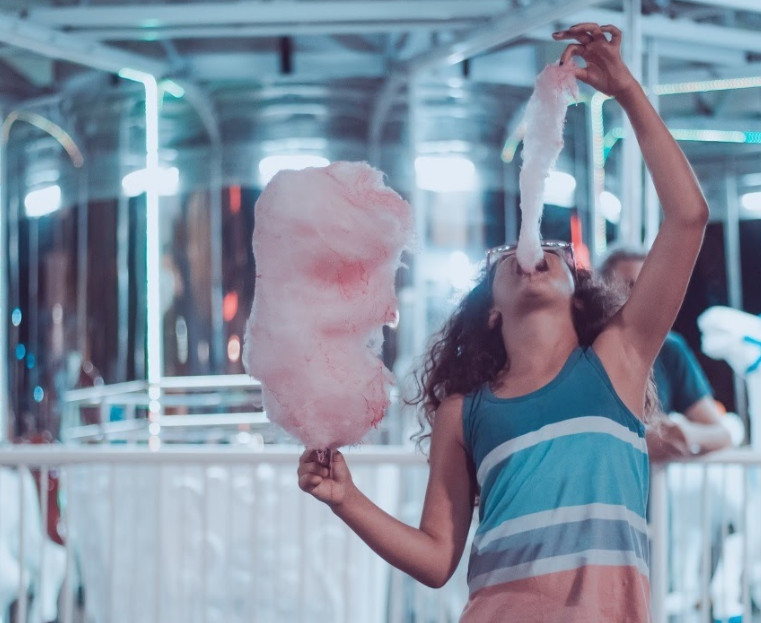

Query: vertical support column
<box><xmin>643</xmin><ymin>39</ymin><xmax>660</xmax><ymax>248</ymax></box>
<box><xmin>144</xmin><ymin>75</ymin><xmax>163</xmax><ymax>446</ymax></box>
<box><xmin>0</xmin><ymin>112</ymin><xmax>8</xmax><ymax>442</ymax></box>
<box><xmin>586</xmin><ymin>96</ymin><xmax>604</xmax><ymax>259</ymax></box>
<box><xmin>408</xmin><ymin>75</ymin><xmax>427</xmax><ymax>360</ymax></box>
<box><xmin>120</xmin><ymin>69</ymin><xmax>163</xmax><ymax>444</ymax></box>
<box><xmin>724</xmin><ymin>174</ymin><xmax>747</xmax><ymax>423</ymax></box>
<box><xmin>209</xmin><ymin>144</ymin><xmax>224</xmax><ymax>373</ymax></box>
<box><xmin>76</xmin><ymin>165</ymin><xmax>89</xmax><ymax>363</ymax></box>
<box><xmin>621</xmin><ymin>0</ymin><xmax>644</xmax><ymax>246</ymax></box>
<box><xmin>116</xmin><ymin>168</ymin><xmax>130</xmax><ymax>382</ymax></box>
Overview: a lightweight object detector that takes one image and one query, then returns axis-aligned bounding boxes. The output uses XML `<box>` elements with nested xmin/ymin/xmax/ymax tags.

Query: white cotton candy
<box><xmin>698</xmin><ymin>306</ymin><xmax>761</xmax><ymax>451</ymax></box>
<box><xmin>243</xmin><ymin>161</ymin><xmax>413</xmax><ymax>449</ymax></box>
<box><xmin>516</xmin><ymin>62</ymin><xmax>578</xmax><ymax>271</ymax></box>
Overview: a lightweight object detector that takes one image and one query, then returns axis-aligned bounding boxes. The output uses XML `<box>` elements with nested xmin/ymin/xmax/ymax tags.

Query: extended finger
<box><xmin>552</xmin><ymin>30</ymin><xmax>591</xmax><ymax>45</ymax></box>
<box><xmin>560</xmin><ymin>43</ymin><xmax>586</xmax><ymax>66</ymax></box>
<box><xmin>566</xmin><ymin>22</ymin><xmax>606</xmax><ymax>40</ymax></box>
<box><xmin>601</xmin><ymin>24</ymin><xmax>622</xmax><ymax>45</ymax></box>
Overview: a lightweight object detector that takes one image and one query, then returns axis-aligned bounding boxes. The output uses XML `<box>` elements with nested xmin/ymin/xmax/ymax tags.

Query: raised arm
<box><xmin>298</xmin><ymin>395</ymin><xmax>477</xmax><ymax>588</ymax></box>
<box><xmin>555</xmin><ymin>24</ymin><xmax>708</xmax><ymax>414</ymax></box>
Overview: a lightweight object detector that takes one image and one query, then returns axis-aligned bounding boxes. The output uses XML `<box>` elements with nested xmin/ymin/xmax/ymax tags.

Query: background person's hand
<box><xmin>553</xmin><ymin>23</ymin><xmax>638</xmax><ymax>100</ymax></box>
<box><xmin>646</xmin><ymin>417</ymin><xmax>692</xmax><ymax>462</ymax></box>
<box><xmin>297</xmin><ymin>448</ymin><xmax>355</xmax><ymax>509</ymax></box>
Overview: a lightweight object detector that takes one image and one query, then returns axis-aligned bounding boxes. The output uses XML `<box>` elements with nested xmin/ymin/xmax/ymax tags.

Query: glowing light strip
<box><xmin>119</xmin><ymin>68</ymin><xmax>163</xmax><ymax>435</ymax></box>
<box><xmin>2</xmin><ymin>111</ymin><xmax>84</xmax><ymax>168</ymax></box>
<box><xmin>603</xmin><ymin>127</ymin><xmax>761</xmax><ymax>161</ymax></box>
<box><xmin>655</xmin><ymin>75</ymin><xmax>761</xmax><ymax>96</ymax></box>
<box><xmin>500</xmin><ymin>120</ymin><xmax>525</xmax><ymax>163</ymax></box>
<box><xmin>591</xmin><ymin>74</ymin><xmax>760</xmax><ymax>252</ymax></box>
<box><xmin>590</xmin><ymin>92</ymin><xmax>610</xmax><ymax>256</ymax></box>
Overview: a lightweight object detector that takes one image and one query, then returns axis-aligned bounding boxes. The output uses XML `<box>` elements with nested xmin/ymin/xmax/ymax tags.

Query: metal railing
<box><xmin>1</xmin><ymin>443</ymin><xmax>760</xmax><ymax>623</ymax></box>
<box><xmin>0</xmin><ymin>444</ymin><xmax>448</xmax><ymax>623</ymax></box>
<box><xmin>651</xmin><ymin>448</ymin><xmax>761</xmax><ymax>623</ymax></box>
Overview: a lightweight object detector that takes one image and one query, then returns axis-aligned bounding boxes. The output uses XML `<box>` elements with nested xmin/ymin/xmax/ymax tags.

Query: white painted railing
<box><xmin>0</xmin><ymin>445</ymin><xmax>464</xmax><ymax>623</ymax></box>
<box><xmin>1</xmin><ymin>444</ymin><xmax>760</xmax><ymax>623</ymax></box>
<box><xmin>650</xmin><ymin>448</ymin><xmax>761</xmax><ymax>623</ymax></box>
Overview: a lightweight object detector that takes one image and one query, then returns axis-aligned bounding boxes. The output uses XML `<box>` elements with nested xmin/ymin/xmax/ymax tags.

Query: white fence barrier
<box><xmin>1</xmin><ymin>445</ymin><xmax>759</xmax><ymax>623</ymax></box>
<box><xmin>651</xmin><ymin>449</ymin><xmax>761</xmax><ymax>623</ymax></box>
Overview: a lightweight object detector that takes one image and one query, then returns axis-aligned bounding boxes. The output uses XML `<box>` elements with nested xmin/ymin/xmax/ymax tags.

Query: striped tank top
<box><xmin>460</xmin><ymin>346</ymin><xmax>651</xmax><ymax>622</ymax></box>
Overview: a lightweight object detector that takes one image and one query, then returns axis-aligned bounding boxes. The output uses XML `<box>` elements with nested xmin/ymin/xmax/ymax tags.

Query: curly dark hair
<box><xmin>410</xmin><ymin>264</ymin><xmax>660</xmax><ymax>448</ymax></box>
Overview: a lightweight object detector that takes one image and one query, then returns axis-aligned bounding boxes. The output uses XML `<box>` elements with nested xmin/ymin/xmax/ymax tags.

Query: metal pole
<box><xmin>408</xmin><ymin>77</ymin><xmax>427</xmax><ymax>360</ymax></box>
<box><xmin>116</xmin><ymin>140</ymin><xmax>130</xmax><ymax>382</ymax></box>
<box><xmin>0</xmin><ymin>110</ymin><xmax>8</xmax><ymax>442</ymax></box>
<box><xmin>76</xmin><ymin>160</ymin><xmax>89</xmax><ymax>362</ymax></box>
<box><xmin>586</xmin><ymin>96</ymin><xmax>605</xmax><ymax>259</ymax></box>
<box><xmin>724</xmin><ymin>173</ymin><xmax>748</xmax><ymax>423</ymax></box>
<box><xmin>621</xmin><ymin>0</ymin><xmax>643</xmax><ymax>246</ymax></box>
<box><xmin>119</xmin><ymin>70</ymin><xmax>163</xmax><ymax>443</ymax></box>
<box><xmin>209</xmin><ymin>146</ymin><xmax>224</xmax><ymax>373</ymax></box>
<box><xmin>643</xmin><ymin>39</ymin><xmax>660</xmax><ymax>248</ymax></box>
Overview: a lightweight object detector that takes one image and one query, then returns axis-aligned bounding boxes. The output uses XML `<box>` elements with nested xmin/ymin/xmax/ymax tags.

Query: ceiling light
<box><xmin>741</xmin><ymin>192</ymin><xmax>761</xmax><ymax>213</ymax></box>
<box><xmin>24</xmin><ymin>185</ymin><xmax>61</xmax><ymax>218</ymax></box>
<box><xmin>543</xmin><ymin>170</ymin><xmax>576</xmax><ymax>208</ymax></box>
<box><xmin>258</xmin><ymin>154</ymin><xmax>329</xmax><ymax>186</ymax></box>
<box><xmin>598</xmin><ymin>191</ymin><xmax>622</xmax><ymax>224</ymax></box>
<box><xmin>414</xmin><ymin>155</ymin><xmax>477</xmax><ymax>192</ymax></box>
<box><xmin>121</xmin><ymin>166</ymin><xmax>179</xmax><ymax>197</ymax></box>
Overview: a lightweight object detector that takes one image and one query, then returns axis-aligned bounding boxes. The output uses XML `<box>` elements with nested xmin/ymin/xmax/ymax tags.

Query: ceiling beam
<box><xmin>65</xmin><ymin>21</ymin><xmax>491</xmax><ymax>41</ymax></box>
<box><xmin>29</xmin><ymin>1</ymin><xmax>508</xmax><ymax>29</ymax></box>
<box><xmin>680</xmin><ymin>0</ymin><xmax>761</xmax><ymax>13</ymax></box>
<box><xmin>0</xmin><ymin>9</ymin><xmax>170</xmax><ymax>76</ymax></box>
<box><xmin>403</xmin><ymin>0</ymin><xmax>603</xmax><ymax>75</ymax></box>
<box><xmin>369</xmin><ymin>0</ymin><xmax>602</xmax><ymax>152</ymax></box>
<box><xmin>559</xmin><ymin>8</ymin><xmax>761</xmax><ymax>54</ymax></box>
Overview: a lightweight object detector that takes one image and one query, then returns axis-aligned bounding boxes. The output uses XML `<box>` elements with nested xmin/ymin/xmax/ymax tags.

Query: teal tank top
<box><xmin>460</xmin><ymin>346</ymin><xmax>651</xmax><ymax>621</ymax></box>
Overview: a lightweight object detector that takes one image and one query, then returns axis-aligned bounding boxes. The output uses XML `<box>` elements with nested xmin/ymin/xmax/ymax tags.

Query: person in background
<box><xmin>600</xmin><ymin>248</ymin><xmax>734</xmax><ymax>461</ymax></box>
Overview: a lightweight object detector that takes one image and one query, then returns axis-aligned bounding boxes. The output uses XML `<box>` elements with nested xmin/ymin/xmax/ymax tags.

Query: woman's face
<box><xmin>490</xmin><ymin>249</ymin><xmax>576</xmax><ymax>318</ymax></box>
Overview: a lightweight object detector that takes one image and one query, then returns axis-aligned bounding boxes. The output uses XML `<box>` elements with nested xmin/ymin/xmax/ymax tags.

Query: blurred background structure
<box><xmin>0</xmin><ymin>0</ymin><xmax>760</xmax><ymax>621</ymax></box>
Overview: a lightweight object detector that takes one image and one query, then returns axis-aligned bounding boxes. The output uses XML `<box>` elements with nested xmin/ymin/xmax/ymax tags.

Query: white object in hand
<box><xmin>516</xmin><ymin>62</ymin><xmax>578</xmax><ymax>272</ymax></box>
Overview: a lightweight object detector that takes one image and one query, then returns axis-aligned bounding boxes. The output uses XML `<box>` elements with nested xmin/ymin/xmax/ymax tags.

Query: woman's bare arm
<box><xmin>555</xmin><ymin>24</ymin><xmax>708</xmax><ymax>415</ymax></box>
<box><xmin>299</xmin><ymin>395</ymin><xmax>476</xmax><ymax>587</ymax></box>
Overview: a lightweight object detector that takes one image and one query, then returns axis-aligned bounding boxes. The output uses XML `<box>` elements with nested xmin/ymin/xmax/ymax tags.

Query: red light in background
<box><xmin>229</xmin><ymin>185</ymin><xmax>241</xmax><ymax>214</ymax></box>
<box><xmin>570</xmin><ymin>212</ymin><xmax>591</xmax><ymax>269</ymax></box>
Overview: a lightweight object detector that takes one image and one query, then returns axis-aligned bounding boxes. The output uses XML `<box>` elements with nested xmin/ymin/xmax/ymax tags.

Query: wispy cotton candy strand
<box><xmin>243</xmin><ymin>162</ymin><xmax>413</xmax><ymax>449</ymax></box>
<box><xmin>516</xmin><ymin>61</ymin><xmax>579</xmax><ymax>271</ymax></box>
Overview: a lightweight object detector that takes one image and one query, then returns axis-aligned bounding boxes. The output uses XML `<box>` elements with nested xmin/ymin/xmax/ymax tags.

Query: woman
<box><xmin>298</xmin><ymin>23</ymin><xmax>708</xmax><ymax>622</ymax></box>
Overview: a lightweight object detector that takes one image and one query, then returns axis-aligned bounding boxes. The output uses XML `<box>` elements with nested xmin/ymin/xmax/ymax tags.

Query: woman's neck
<box><xmin>500</xmin><ymin>308</ymin><xmax>579</xmax><ymax>380</ymax></box>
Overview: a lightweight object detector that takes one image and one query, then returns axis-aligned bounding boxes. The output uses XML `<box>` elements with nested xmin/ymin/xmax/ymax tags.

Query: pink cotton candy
<box><xmin>243</xmin><ymin>161</ymin><xmax>413</xmax><ymax>449</ymax></box>
<box><xmin>516</xmin><ymin>61</ymin><xmax>578</xmax><ymax>271</ymax></box>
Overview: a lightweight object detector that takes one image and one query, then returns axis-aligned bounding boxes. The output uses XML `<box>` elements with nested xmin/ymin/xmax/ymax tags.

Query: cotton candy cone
<box><xmin>243</xmin><ymin>161</ymin><xmax>413</xmax><ymax>449</ymax></box>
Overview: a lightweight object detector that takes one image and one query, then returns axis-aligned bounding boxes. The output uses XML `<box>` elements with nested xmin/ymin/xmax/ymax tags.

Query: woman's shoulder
<box><xmin>437</xmin><ymin>393</ymin><xmax>466</xmax><ymax>417</ymax></box>
<box><xmin>431</xmin><ymin>394</ymin><xmax>469</xmax><ymax>448</ymax></box>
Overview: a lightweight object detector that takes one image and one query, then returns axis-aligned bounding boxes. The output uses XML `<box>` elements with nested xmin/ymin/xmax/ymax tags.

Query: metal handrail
<box><xmin>0</xmin><ymin>443</ymin><xmax>426</xmax><ymax>466</ymax></box>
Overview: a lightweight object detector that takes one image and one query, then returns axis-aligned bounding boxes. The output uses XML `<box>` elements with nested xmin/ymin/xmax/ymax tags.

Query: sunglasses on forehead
<box><xmin>486</xmin><ymin>240</ymin><xmax>577</xmax><ymax>276</ymax></box>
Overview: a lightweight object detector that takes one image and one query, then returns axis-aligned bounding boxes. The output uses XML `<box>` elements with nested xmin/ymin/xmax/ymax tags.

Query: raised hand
<box><xmin>297</xmin><ymin>448</ymin><xmax>354</xmax><ymax>508</ymax></box>
<box><xmin>553</xmin><ymin>23</ymin><xmax>638</xmax><ymax>100</ymax></box>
